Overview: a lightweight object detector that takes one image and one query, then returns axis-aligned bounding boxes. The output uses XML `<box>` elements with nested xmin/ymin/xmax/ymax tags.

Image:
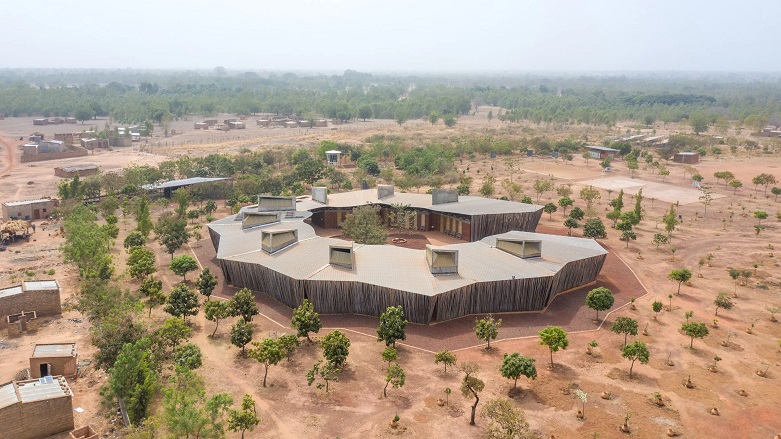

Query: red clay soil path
<box><xmin>192</xmin><ymin>224</ymin><xmax>645</xmax><ymax>352</ymax></box>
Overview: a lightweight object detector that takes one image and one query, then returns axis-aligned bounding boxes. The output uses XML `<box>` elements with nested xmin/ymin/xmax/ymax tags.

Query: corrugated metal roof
<box><xmin>16</xmin><ymin>377</ymin><xmax>70</xmax><ymax>403</ymax></box>
<box><xmin>0</xmin><ymin>383</ymin><xmax>19</xmax><ymax>409</ymax></box>
<box><xmin>585</xmin><ymin>145</ymin><xmax>619</xmax><ymax>152</ymax></box>
<box><xmin>3</xmin><ymin>199</ymin><xmax>54</xmax><ymax>207</ymax></box>
<box><xmin>141</xmin><ymin>177</ymin><xmax>231</xmax><ymax>190</ymax></box>
<box><xmin>23</xmin><ymin>280</ymin><xmax>59</xmax><ymax>291</ymax></box>
<box><xmin>32</xmin><ymin>343</ymin><xmax>76</xmax><ymax>358</ymax></box>
<box><xmin>57</xmin><ymin>164</ymin><xmax>98</xmax><ymax>172</ymax></box>
<box><xmin>0</xmin><ymin>285</ymin><xmax>22</xmax><ymax>298</ymax></box>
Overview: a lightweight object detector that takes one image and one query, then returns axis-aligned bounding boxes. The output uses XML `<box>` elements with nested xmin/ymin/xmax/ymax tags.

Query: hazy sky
<box><xmin>2</xmin><ymin>0</ymin><xmax>778</xmax><ymax>72</ymax></box>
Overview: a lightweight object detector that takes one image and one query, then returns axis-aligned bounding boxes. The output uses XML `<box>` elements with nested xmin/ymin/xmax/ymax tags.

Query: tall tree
<box><xmin>170</xmin><ymin>255</ymin><xmax>199</xmax><ymax>281</ymax></box>
<box><xmin>341</xmin><ymin>205</ymin><xmax>387</xmax><ymax>244</ymax></box>
<box><xmin>165</xmin><ymin>284</ymin><xmax>200</xmax><ymax>320</ymax></box>
<box><xmin>681</xmin><ymin>322</ymin><xmax>709</xmax><ymax>349</ymax></box>
<box><xmin>230</xmin><ymin>288</ymin><xmax>259</xmax><ymax>322</ymax></box>
<box><xmin>195</xmin><ymin>268</ymin><xmax>218</xmax><ymax>301</ymax></box>
<box><xmin>135</xmin><ymin>196</ymin><xmax>153</xmax><ymax>238</ymax></box>
<box><xmin>434</xmin><ymin>350</ymin><xmax>457</xmax><ymax>373</ymax></box>
<box><xmin>377</xmin><ymin>305</ymin><xmax>408</xmax><ymax>348</ymax></box>
<box><xmin>155</xmin><ymin>212</ymin><xmax>191</xmax><ymax>259</ymax></box>
<box><xmin>108</xmin><ymin>337</ymin><xmax>157</xmax><ymax>425</ymax></box>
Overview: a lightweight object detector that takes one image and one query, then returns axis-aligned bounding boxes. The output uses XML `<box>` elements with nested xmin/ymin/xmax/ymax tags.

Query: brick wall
<box><xmin>30</xmin><ymin>355</ymin><xmax>77</xmax><ymax>379</ymax></box>
<box><xmin>21</xmin><ymin>148</ymin><xmax>88</xmax><ymax>163</ymax></box>
<box><xmin>0</xmin><ymin>395</ymin><xmax>74</xmax><ymax>439</ymax></box>
<box><xmin>0</xmin><ymin>288</ymin><xmax>62</xmax><ymax>330</ymax></box>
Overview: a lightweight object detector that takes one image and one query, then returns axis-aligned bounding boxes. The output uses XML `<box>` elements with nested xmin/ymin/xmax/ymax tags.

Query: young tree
<box><xmin>652</xmin><ymin>233</ymin><xmax>670</xmax><ymax>249</ymax></box>
<box><xmin>652</xmin><ymin>301</ymin><xmax>663</xmax><ymax>317</ymax></box>
<box><xmin>714</xmin><ymin>292</ymin><xmax>733</xmax><ymax>316</ymax></box>
<box><xmin>204</xmin><ymin>300</ymin><xmax>233</xmax><ymax>337</ymax></box>
<box><xmin>306</xmin><ymin>359</ymin><xmax>339</xmax><ymax>393</ymax></box>
<box><xmin>381</xmin><ymin>346</ymin><xmax>398</xmax><ymax>367</ymax></box>
<box><xmin>195</xmin><ymin>268</ymin><xmax>218</xmax><ymax>301</ymax></box>
<box><xmin>475</xmin><ymin>315</ymin><xmax>502</xmax><ymax>349</ymax></box>
<box><xmin>538</xmin><ymin>326</ymin><xmax>569</xmax><ymax>368</ymax></box>
<box><xmin>752</xmin><ymin>173</ymin><xmax>777</xmax><ymax>195</ymax></box>
<box><xmin>230</xmin><ymin>319</ymin><xmax>254</xmax><ymax>354</ymax></box>
<box><xmin>155</xmin><ymin>212</ymin><xmax>191</xmax><ymax>259</ymax></box>
<box><xmin>481</xmin><ymin>399</ymin><xmax>534</xmax><ymax>439</ymax></box>
<box><xmin>583</xmin><ymin>218</ymin><xmax>607</xmax><ymax>239</ymax></box>
<box><xmin>729</xmin><ymin>179</ymin><xmax>743</xmax><ymax>194</ymax></box>
<box><xmin>127</xmin><ymin>246</ymin><xmax>157</xmax><ymax>280</ymax></box>
<box><xmin>383</xmin><ymin>363</ymin><xmax>406</xmax><ymax>397</ymax></box>
<box><xmin>170</xmin><ymin>254</ymin><xmax>199</xmax><ymax>281</ymax></box>
<box><xmin>249</xmin><ymin>338</ymin><xmax>284</xmax><ymax>387</ymax></box>
<box><xmin>622</xmin><ymin>341</ymin><xmax>650</xmax><ymax>379</ymax></box>
<box><xmin>377</xmin><ymin>305</ymin><xmax>408</xmax><ymax>348</ymax></box>
<box><xmin>543</xmin><ymin>202</ymin><xmax>558</xmax><ymax>219</ymax></box>
<box><xmin>585</xmin><ymin>287</ymin><xmax>614</xmax><ymax>321</ymax></box>
<box><xmin>617</xmin><ymin>220</ymin><xmax>636</xmax><ymax>248</ymax></box>
<box><xmin>558</xmin><ymin>197</ymin><xmax>574</xmax><ymax>216</ymax></box>
<box><xmin>291</xmin><ymin>299</ymin><xmax>322</xmax><ymax>342</ymax></box>
<box><xmin>277</xmin><ymin>334</ymin><xmax>300</xmax><ymax>361</ymax></box>
<box><xmin>755</xmin><ymin>211</ymin><xmax>768</xmax><ymax>225</ymax></box>
<box><xmin>124</xmin><ymin>231</ymin><xmax>146</xmax><ymax>249</ymax></box>
<box><xmin>681</xmin><ymin>322</ymin><xmax>709</xmax><ymax>349</ymax></box>
<box><xmin>322</xmin><ymin>330</ymin><xmax>351</xmax><ymax>367</ymax></box>
<box><xmin>434</xmin><ymin>350</ymin><xmax>457</xmax><ymax>373</ymax></box>
<box><xmin>460</xmin><ymin>362</ymin><xmax>485</xmax><ymax>426</ymax></box>
<box><xmin>663</xmin><ymin>204</ymin><xmax>678</xmax><ymax>238</ymax></box>
<box><xmin>165</xmin><ymin>284</ymin><xmax>200</xmax><ymax>320</ymax></box>
<box><xmin>228</xmin><ymin>395</ymin><xmax>260</xmax><ymax>439</ymax></box>
<box><xmin>341</xmin><ymin>205</ymin><xmax>387</xmax><ymax>244</ymax></box>
<box><xmin>563</xmin><ymin>217</ymin><xmax>579</xmax><ymax>235</ymax></box>
<box><xmin>230</xmin><ymin>288</ymin><xmax>259</xmax><ymax>322</ymax></box>
<box><xmin>135</xmin><ymin>196</ymin><xmax>154</xmax><ymax>238</ymax></box>
<box><xmin>668</xmin><ymin>268</ymin><xmax>693</xmax><ymax>295</ymax></box>
<box><xmin>727</xmin><ymin>268</ymin><xmax>741</xmax><ymax>294</ymax></box>
<box><xmin>610</xmin><ymin>317</ymin><xmax>639</xmax><ymax>347</ymax></box>
<box><xmin>534</xmin><ymin>179</ymin><xmax>554</xmax><ymax>203</ymax></box>
<box><xmin>155</xmin><ymin>316</ymin><xmax>193</xmax><ymax>351</ymax></box>
<box><xmin>569</xmin><ymin>206</ymin><xmax>585</xmax><ymax>221</ymax></box>
<box><xmin>499</xmin><ymin>353</ymin><xmax>537</xmax><ymax>392</ymax></box>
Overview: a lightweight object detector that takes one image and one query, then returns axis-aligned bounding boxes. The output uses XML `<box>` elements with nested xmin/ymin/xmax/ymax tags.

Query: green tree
<box><xmin>108</xmin><ymin>337</ymin><xmax>157</xmax><ymax>425</ymax></box>
<box><xmin>558</xmin><ymin>197</ymin><xmax>574</xmax><ymax>215</ymax></box>
<box><xmin>62</xmin><ymin>206</ymin><xmax>113</xmax><ymax>280</ymax></box>
<box><xmin>610</xmin><ymin>316</ymin><xmax>638</xmax><ymax>347</ymax></box>
<box><xmin>165</xmin><ymin>284</ymin><xmax>200</xmax><ymax>320</ymax></box>
<box><xmin>689</xmin><ymin>111</ymin><xmax>710</xmax><ymax>134</ymax></box>
<box><xmin>481</xmin><ymin>398</ymin><xmax>535</xmax><ymax>439</ymax></box>
<box><xmin>204</xmin><ymin>300</ymin><xmax>233</xmax><ymax>337</ymax></box>
<box><xmin>230</xmin><ymin>288</ymin><xmax>259</xmax><ymax>322</ymax></box>
<box><xmin>140</xmin><ymin>276</ymin><xmax>165</xmax><ymax>317</ymax></box>
<box><xmin>443</xmin><ymin>114</ymin><xmax>457</xmax><ymax>127</ymax></box>
<box><xmin>358</xmin><ymin>105</ymin><xmax>372</xmax><ymax>121</ymax></box>
<box><xmin>681</xmin><ymin>322</ymin><xmax>709</xmax><ymax>348</ymax></box>
<box><xmin>752</xmin><ymin>173</ymin><xmax>778</xmax><ymax>195</ymax></box>
<box><xmin>173</xmin><ymin>343</ymin><xmax>203</xmax><ymax>370</ymax></box>
<box><xmin>652</xmin><ymin>233</ymin><xmax>669</xmax><ymax>249</ymax></box>
<box><xmin>663</xmin><ymin>204</ymin><xmax>678</xmax><ymax>238</ymax></box>
<box><xmin>322</xmin><ymin>330</ymin><xmax>351</xmax><ymax>367</ymax></box>
<box><xmin>668</xmin><ymin>268</ymin><xmax>692</xmax><ymax>295</ymax></box>
<box><xmin>586</xmin><ymin>287</ymin><xmax>614</xmax><ymax>321</ymax></box>
<box><xmin>652</xmin><ymin>300</ymin><xmax>663</xmax><ymax>317</ymax></box>
<box><xmin>569</xmin><ymin>206</ymin><xmax>585</xmax><ymax>221</ymax></box>
<box><xmin>127</xmin><ymin>246</ymin><xmax>157</xmax><ymax>280</ymax></box>
<box><xmin>381</xmin><ymin>346</ymin><xmax>397</xmax><ymax>367</ymax></box>
<box><xmin>499</xmin><ymin>353</ymin><xmax>537</xmax><ymax>392</ymax></box>
<box><xmin>154</xmin><ymin>317</ymin><xmax>192</xmax><ymax>350</ymax></box>
<box><xmin>563</xmin><ymin>217</ymin><xmax>579</xmax><ymax>235</ymax></box>
<box><xmin>583</xmin><ymin>218</ymin><xmax>607</xmax><ymax>239</ymax></box>
<box><xmin>609</xmin><ymin>189</ymin><xmax>625</xmax><ymax>211</ymax></box>
<box><xmin>755</xmin><ymin>211</ymin><xmax>768</xmax><ymax>225</ymax></box>
<box><xmin>460</xmin><ymin>362</ymin><xmax>485</xmax><ymax>426</ymax></box>
<box><xmin>622</xmin><ymin>340</ymin><xmax>650</xmax><ymax>379</ymax></box>
<box><xmin>395</xmin><ymin>107</ymin><xmax>409</xmax><ymax>126</ymax></box>
<box><xmin>277</xmin><ymin>334</ymin><xmax>300</xmax><ymax>361</ymax></box>
<box><xmin>434</xmin><ymin>350</ymin><xmax>457</xmax><ymax>373</ymax></box>
<box><xmin>75</xmin><ymin>106</ymin><xmax>95</xmax><ymax>124</ymax></box>
<box><xmin>714</xmin><ymin>292</ymin><xmax>733</xmax><ymax>316</ymax></box>
<box><xmin>341</xmin><ymin>205</ymin><xmax>387</xmax><ymax>245</ymax></box>
<box><xmin>383</xmin><ymin>363</ymin><xmax>406</xmax><ymax>397</ymax></box>
<box><xmin>543</xmin><ymin>202</ymin><xmax>558</xmax><ymax>219</ymax></box>
<box><xmin>291</xmin><ymin>299</ymin><xmax>322</xmax><ymax>342</ymax></box>
<box><xmin>155</xmin><ymin>212</ymin><xmax>191</xmax><ymax>259</ymax></box>
<box><xmin>475</xmin><ymin>315</ymin><xmax>502</xmax><ymax>349</ymax></box>
<box><xmin>228</xmin><ymin>395</ymin><xmax>260</xmax><ymax>439</ymax></box>
<box><xmin>173</xmin><ymin>188</ymin><xmax>191</xmax><ymax>218</ymax></box>
<box><xmin>538</xmin><ymin>326</ymin><xmax>569</xmax><ymax>368</ymax></box>
<box><xmin>124</xmin><ymin>231</ymin><xmax>146</xmax><ymax>249</ymax></box>
<box><xmin>377</xmin><ymin>305</ymin><xmax>408</xmax><ymax>348</ymax></box>
<box><xmin>230</xmin><ymin>319</ymin><xmax>254</xmax><ymax>354</ymax></box>
<box><xmin>428</xmin><ymin>111</ymin><xmax>440</xmax><ymax>125</ymax></box>
<box><xmin>170</xmin><ymin>254</ymin><xmax>199</xmax><ymax>281</ymax></box>
<box><xmin>195</xmin><ymin>268</ymin><xmax>218</xmax><ymax>301</ymax></box>
<box><xmin>534</xmin><ymin>179</ymin><xmax>554</xmax><ymax>203</ymax></box>
<box><xmin>306</xmin><ymin>359</ymin><xmax>339</xmax><ymax>393</ymax></box>
<box><xmin>135</xmin><ymin>196</ymin><xmax>153</xmax><ymax>238</ymax></box>
<box><xmin>249</xmin><ymin>338</ymin><xmax>284</xmax><ymax>387</ymax></box>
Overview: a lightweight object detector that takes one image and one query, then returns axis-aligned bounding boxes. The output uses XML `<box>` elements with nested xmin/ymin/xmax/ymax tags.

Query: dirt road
<box><xmin>0</xmin><ymin>131</ymin><xmax>18</xmax><ymax>177</ymax></box>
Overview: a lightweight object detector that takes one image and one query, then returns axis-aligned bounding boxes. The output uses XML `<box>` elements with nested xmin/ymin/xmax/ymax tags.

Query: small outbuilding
<box><xmin>584</xmin><ymin>145</ymin><xmax>619</xmax><ymax>160</ymax></box>
<box><xmin>194</xmin><ymin>122</ymin><xmax>209</xmax><ymax>130</ymax></box>
<box><xmin>2</xmin><ymin>198</ymin><xmax>58</xmax><ymax>221</ymax></box>
<box><xmin>80</xmin><ymin>138</ymin><xmax>108</xmax><ymax>150</ymax></box>
<box><xmin>33</xmin><ymin>118</ymin><xmax>49</xmax><ymax>126</ymax></box>
<box><xmin>285</xmin><ymin>121</ymin><xmax>298</xmax><ymax>128</ymax></box>
<box><xmin>325</xmin><ymin>150</ymin><xmax>342</xmax><ymax>166</ymax></box>
<box><xmin>674</xmin><ymin>151</ymin><xmax>700</xmax><ymax>164</ymax></box>
<box><xmin>30</xmin><ymin>343</ymin><xmax>77</xmax><ymax>379</ymax></box>
<box><xmin>0</xmin><ymin>376</ymin><xmax>74</xmax><ymax>439</ymax></box>
<box><xmin>227</xmin><ymin>121</ymin><xmax>246</xmax><ymax>129</ymax></box>
<box><xmin>55</xmin><ymin>164</ymin><xmax>99</xmax><ymax>178</ymax></box>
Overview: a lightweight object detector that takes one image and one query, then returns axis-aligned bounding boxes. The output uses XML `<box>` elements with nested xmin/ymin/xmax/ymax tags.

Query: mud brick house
<box><xmin>0</xmin><ymin>376</ymin><xmax>74</xmax><ymax>439</ymax></box>
<box><xmin>2</xmin><ymin>198</ymin><xmax>58</xmax><ymax>221</ymax></box>
<box><xmin>30</xmin><ymin>343</ymin><xmax>78</xmax><ymax>379</ymax></box>
<box><xmin>0</xmin><ymin>280</ymin><xmax>62</xmax><ymax>331</ymax></box>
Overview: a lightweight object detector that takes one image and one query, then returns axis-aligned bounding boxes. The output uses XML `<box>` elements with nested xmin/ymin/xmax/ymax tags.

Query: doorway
<box><xmin>39</xmin><ymin>363</ymin><xmax>51</xmax><ymax>377</ymax></box>
<box><xmin>33</xmin><ymin>209</ymin><xmax>41</xmax><ymax>220</ymax></box>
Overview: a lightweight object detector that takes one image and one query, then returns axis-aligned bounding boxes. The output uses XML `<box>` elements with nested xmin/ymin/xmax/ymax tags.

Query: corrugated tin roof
<box><xmin>0</xmin><ymin>383</ymin><xmax>19</xmax><ymax>409</ymax></box>
<box><xmin>57</xmin><ymin>164</ymin><xmax>98</xmax><ymax>172</ymax></box>
<box><xmin>23</xmin><ymin>280</ymin><xmax>59</xmax><ymax>291</ymax></box>
<box><xmin>3</xmin><ymin>198</ymin><xmax>54</xmax><ymax>207</ymax></box>
<box><xmin>16</xmin><ymin>377</ymin><xmax>70</xmax><ymax>403</ymax></box>
<box><xmin>0</xmin><ymin>285</ymin><xmax>23</xmax><ymax>298</ymax></box>
<box><xmin>32</xmin><ymin>343</ymin><xmax>76</xmax><ymax>358</ymax></box>
<box><xmin>141</xmin><ymin>177</ymin><xmax>231</xmax><ymax>190</ymax></box>
<box><xmin>585</xmin><ymin>145</ymin><xmax>620</xmax><ymax>152</ymax></box>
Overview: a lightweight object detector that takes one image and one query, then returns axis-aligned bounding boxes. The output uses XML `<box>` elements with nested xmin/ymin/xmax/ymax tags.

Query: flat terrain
<box><xmin>1</xmin><ymin>113</ymin><xmax>780</xmax><ymax>438</ymax></box>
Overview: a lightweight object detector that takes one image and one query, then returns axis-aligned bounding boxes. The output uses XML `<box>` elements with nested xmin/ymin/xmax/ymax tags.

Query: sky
<box><xmin>1</xmin><ymin>0</ymin><xmax>778</xmax><ymax>73</ymax></box>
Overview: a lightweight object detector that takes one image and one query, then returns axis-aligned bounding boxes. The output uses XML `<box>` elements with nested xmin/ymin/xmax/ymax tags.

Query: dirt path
<box><xmin>0</xmin><ymin>131</ymin><xmax>19</xmax><ymax>177</ymax></box>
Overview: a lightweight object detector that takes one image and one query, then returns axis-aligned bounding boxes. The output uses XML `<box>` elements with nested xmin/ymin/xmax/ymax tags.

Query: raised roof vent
<box><xmin>377</xmin><ymin>184</ymin><xmax>394</xmax><ymax>199</ymax></box>
<box><xmin>496</xmin><ymin>238</ymin><xmax>541</xmax><ymax>259</ymax></box>
<box><xmin>431</xmin><ymin>188</ymin><xmax>458</xmax><ymax>205</ymax></box>
<box><xmin>261</xmin><ymin>229</ymin><xmax>298</xmax><ymax>254</ymax></box>
<box><xmin>242</xmin><ymin>212</ymin><xmax>280</xmax><ymax>229</ymax></box>
<box><xmin>425</xmin><ymin>245</ymin><xmax>458</xmax><ymax>274</ymax></box>
<box><xmin>258</xmin><ymin>195</ymin><xmax>296</xmax><ymax>212</ymax></box>
<box><xmin>312</xmin><ymin>186</ymin><xmax>328</xmax><ymax>204</ymax></box>
<box><xmin>329</xmin><ymin>243</ymin><xmax>355</xmax><ymax>269</ymax></box>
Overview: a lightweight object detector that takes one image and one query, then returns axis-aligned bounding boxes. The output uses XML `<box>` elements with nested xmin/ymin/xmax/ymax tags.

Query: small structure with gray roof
<box><xmin>30</xmin><ymin>343</ymin><xmax>78</xmax><ymax>379</ymax></box>
<box><xmin>141</xmin><ymin>177</ymin><xmax>232</xmax><ymax>198</ymax></box>
<box><xmin>0</xmin><ymin>376</ymin><xmax>74</xmax><ymax>439</ymax></box>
